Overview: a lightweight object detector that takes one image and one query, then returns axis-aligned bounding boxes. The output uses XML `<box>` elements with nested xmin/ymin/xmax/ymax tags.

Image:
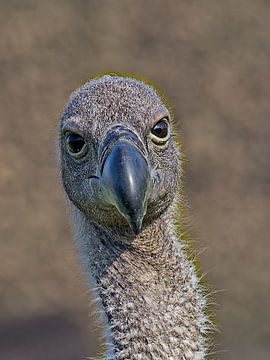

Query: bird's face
<box><xmin>60</xmin><ymin>76</ymin><xmax>181</xmax><ymax>236</ymax></box>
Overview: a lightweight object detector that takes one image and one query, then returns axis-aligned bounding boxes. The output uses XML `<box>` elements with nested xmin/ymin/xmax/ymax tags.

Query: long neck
<box><xmin>72</xmin><ymin>206</ymin><xmax>207</xmax><ymax>360</ymax></box>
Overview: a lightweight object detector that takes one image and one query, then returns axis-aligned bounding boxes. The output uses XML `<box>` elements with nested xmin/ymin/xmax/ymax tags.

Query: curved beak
<box><xmin>99</xmin><ymin>126</ymin><xmax>151</xmax><ymax>234</ymax></box>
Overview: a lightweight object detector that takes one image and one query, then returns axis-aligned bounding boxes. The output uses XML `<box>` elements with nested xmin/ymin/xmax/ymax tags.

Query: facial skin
<box><xmin>60</xmin><ymin>75</ymin><xmax>181</xmax><ymax>237</ymax></box>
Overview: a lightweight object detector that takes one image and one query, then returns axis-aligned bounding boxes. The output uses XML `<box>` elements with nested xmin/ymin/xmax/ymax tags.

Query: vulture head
<box><xmin>60</xmin><ymin>75</ymin><xmax>181</xmax><ymax>237</ymax></box>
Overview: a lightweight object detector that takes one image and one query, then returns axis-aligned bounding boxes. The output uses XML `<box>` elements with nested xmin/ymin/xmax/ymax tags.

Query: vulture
<box><xmin>59</xmin><ymin>75</ymin><xmax>210</xmax><ymax>359</ymax></box>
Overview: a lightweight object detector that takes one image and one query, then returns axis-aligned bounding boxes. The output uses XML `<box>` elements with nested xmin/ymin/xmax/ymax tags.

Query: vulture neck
<box><xmin>72</xmin><ymin>205</ymin><xmax>207</xmax><ymax>360</ymax></box>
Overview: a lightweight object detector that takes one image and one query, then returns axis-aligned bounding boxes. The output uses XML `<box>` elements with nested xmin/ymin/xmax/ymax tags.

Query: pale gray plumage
<box><xmin>59</xmin><ymin>75</ymin><xmax>209</xmax><ymax>359</ymax></box>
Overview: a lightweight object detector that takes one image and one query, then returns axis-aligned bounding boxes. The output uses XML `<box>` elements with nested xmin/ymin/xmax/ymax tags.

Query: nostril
<box><xmin>98</xmin><ymin>125</ymin><xmax>146</xmax><ymax>167</ymax></box>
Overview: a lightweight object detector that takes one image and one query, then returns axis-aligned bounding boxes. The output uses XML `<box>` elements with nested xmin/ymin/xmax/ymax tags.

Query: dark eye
<box><xmin>150</xmin><ymin>118</ymin><xmax>170</xmax><ymax>145</ymax></box>
<box><xmin>151</xmin><ymin>119</ymin><xmax>168</xmax><ymax>138</ymax></box>
<box><xmin>65</xmin><ymin>133</ymin><xmax>86</xmax><ymax>156</ymax></box>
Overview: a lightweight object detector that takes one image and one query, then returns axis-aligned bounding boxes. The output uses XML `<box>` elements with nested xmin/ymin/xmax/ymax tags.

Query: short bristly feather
<box><xmin>59</xmin><ymin>75</ymin><xmax>210</xmax><ymax>359</ymax></box>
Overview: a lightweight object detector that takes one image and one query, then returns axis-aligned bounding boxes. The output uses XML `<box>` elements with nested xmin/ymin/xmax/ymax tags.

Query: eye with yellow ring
<box><xmin>65</xmin><ymin>132</ymin><xmax>88</xmax><ymax>158</ymax></box>
<box><xmin>149</xmin><ymin>118</ymin><xmax>170</xmax><ymax>146</ymax></box>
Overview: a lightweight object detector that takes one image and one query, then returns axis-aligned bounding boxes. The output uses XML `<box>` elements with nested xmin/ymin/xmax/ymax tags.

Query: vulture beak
<box><xmin>98</xmin><ymin>125</ymin><xmax>151</xmax><ymax>234</ymax></box>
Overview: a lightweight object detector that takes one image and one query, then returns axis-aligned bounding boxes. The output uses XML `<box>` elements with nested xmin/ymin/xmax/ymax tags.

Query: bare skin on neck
<box><xmin>73</xmin><ymin>208</ymin><xmax>207</xmax><ymax>360</ymax></box>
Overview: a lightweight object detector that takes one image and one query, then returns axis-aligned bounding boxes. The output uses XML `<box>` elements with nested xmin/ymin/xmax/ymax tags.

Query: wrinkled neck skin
<box><xmin>71</xmin><ymin>203</ymin><xmax>207</xmax><ymax>360</ymax></box>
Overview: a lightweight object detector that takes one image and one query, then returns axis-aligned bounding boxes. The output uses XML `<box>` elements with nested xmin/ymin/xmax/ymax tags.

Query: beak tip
<box><xmin>133</xmin><ymin>227</ymin><xmax>141</xmax><ymax>235</ymax></box>
<box><xmin>129</xmin><ymin>217</ymin><xmax>143</xmax><ymax>235</ymax></box>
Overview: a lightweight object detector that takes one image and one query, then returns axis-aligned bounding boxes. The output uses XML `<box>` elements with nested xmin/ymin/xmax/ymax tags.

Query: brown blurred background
<box><xmin>0</xmin><ymin>1</ymin><xmax>269</xmax><ymax>359</ymax></box>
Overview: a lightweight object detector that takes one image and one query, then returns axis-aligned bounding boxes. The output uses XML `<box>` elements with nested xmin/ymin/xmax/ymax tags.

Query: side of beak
<box><xmin>99</xmin><ymin>127</ymin><xmax>151</xmax><ymax>234</ymax></box>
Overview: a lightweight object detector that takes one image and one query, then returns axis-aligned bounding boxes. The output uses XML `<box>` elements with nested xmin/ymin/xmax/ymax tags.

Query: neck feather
<box><xmin>71</xmin><ymin>204</ymin><xmax>208</xmax><ymax>360</ymax></box>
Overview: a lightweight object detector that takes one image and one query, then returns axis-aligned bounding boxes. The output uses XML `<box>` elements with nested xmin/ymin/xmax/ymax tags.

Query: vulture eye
<box><xmin>150</xmin><ymin>118</ymin><xmax>170</xmax><ymax>145</ymax></box>
<box><xmin>65</xmin><ymin>132</ymin><xmax>87</xmax><ymax>157</ymax></box>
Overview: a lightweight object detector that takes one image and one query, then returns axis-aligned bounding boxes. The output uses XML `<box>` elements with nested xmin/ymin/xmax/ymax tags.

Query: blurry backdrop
<box><xmin>0</xmin><ymin>1</ymin><xmax>269</xmax><ymax>359</ymax></box>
